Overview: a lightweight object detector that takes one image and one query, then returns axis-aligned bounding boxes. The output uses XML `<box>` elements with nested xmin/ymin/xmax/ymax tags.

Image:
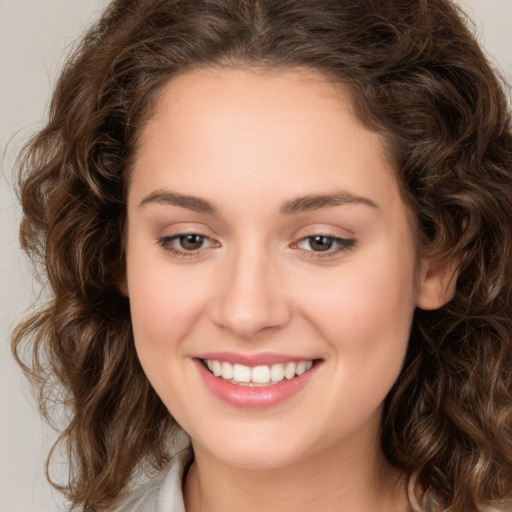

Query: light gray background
<box><xmin>1</xmin><ymin>1</ymin><xmax>511</xmax><ymax>511</ymax></box>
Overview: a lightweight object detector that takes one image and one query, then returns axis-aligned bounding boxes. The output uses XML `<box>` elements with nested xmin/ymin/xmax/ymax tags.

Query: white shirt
<box><xmin>110</xmin><ymin>447</ymin><xmax>193</xmax><ymax>512</ymax></box>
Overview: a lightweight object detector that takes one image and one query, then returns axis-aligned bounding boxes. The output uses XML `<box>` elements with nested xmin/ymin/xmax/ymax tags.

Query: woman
<box><xmin>12</xmin><ymin>1</ymin><xmax>512</xmax><ymax>511</ymax></box>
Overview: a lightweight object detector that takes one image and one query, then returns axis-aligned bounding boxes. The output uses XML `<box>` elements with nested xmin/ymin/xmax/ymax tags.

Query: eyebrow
<box><xmin>279</xmin><ymin>192</ymin><xmax>378</xmax><ymax>214</ymax></box>
<box><xmin>140</xmin><ymin>190</ymin><xmax>216</xmax><ymax>213</ymax></box>
<box><xmin>139</xmin><ymin>189</ymin><xmax>378</xmax><ymax>214</ymax></box>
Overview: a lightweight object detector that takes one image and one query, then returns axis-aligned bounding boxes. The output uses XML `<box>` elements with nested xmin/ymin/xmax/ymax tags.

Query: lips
<box><xmin>194</xmin><ymin>353</ymin><xmax>322</xmax><ymax>408</ymax></box>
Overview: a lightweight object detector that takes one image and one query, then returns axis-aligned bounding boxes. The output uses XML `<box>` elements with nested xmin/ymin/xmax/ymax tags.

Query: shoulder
<box><xmin>109</xmin><ymin>447</ymin><xmax>193</xmax><ymax>512</ymax></box>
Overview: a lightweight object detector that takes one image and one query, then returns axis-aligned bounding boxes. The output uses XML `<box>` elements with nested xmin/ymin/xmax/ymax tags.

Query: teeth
<box><xmin>284</xmin><ymin>362</ymin><xmax>296</xmax><ymax>380</ymax></box>
<box><xmin>232</xmin><ymin>364</ymin><xmax>251</xmax><ymax>383</ymax></box>
<box><xmin>296</xmin><ymin>361</ymin><xmax>307</xmax><ymax>376</ymax></box>
<box><xmin>221</xmin><ymin>361</ymin><xmax>233</xmax><ymax>380</ymax></box>
<box><xmin>204</xmin><ymin>359</ymin><xmax>315</xmax><ymax>385</ymax></box>
<box><xmin>270</xmin><ymin>363</ymin><xmax>284</xmax><ymax>382</ymax></box>
<box><xmin>212</xmin><ymin>360</ymin><xmax>222</xmax><ymax>377</ymax></box>
<box><xmin>252</xmin><ymin>365</ymin><xmax>271</xmax><ymax>383</ymax></box>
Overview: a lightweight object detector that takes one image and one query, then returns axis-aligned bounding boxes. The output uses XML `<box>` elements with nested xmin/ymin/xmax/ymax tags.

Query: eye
<box><xmin>157</xmin><ymin>232</ymin><xmax>218</xmax><ymax>258</ymax></box>
<box><xmin>176</xmin><ymin>233</ymin><xmax>207</xmax><ymax>251</ymax></box>
<box><xmin>302</xmin><ymin>235</ymin><xmax>336</xmax><ymax>252</ymax></box>
<box><xmin>294</xmin><ymin>235</ymin><xmax>356</xmax><ymax>257</ymax></box>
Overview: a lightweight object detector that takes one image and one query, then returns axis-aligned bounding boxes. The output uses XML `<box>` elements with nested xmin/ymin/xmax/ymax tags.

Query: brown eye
<box><xmin>157</xmin><ymin>232</ymin><xmax>218</xmax><ymax>258</ymax></box>
<box><xmin>308</xmin><ymin>236</ymin><xmax>334</xmax><ymax>252</ymax></box>
<box><xmin>295</xmin><ymin>234</ymin><xmax>356</xmax><ymax>258</ymax></box>
<box><xmin>179</xmin><ymin>234</ymin><xmax>205</xmax><ymax>251</ymax></box>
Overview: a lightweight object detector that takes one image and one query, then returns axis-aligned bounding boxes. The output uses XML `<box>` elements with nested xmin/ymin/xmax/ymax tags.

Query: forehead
<box><xmin>136</xmin><ymin>66</ymin><xmax>359</xmax><ymax>159</ymax></box>
<box><xmin>153</xmin><ymin>66</ymin><xmax>350</xmax><ymax>115</ymax></box>
<box><xmin>129</xmin><ymin>66</ymin><xmax>405</xmax><ymax>224</ymax></box>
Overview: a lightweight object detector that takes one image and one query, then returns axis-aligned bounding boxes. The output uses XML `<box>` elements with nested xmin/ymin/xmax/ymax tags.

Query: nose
<box><xmin>210</xmin><ymin>245</ymin><xmax>292</xmax><ymax>339</ymax></box>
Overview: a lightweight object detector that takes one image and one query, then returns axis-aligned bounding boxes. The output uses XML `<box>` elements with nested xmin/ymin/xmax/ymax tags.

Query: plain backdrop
<box><xmin>1</xmin><ymin>1</ymin><xmax>511</xmax><ymax>511</ymax></box>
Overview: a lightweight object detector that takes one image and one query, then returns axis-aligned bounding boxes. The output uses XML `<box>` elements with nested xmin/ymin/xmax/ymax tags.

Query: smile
<box><xmin>194</xmin><ymin>355</ymin><xmax>322</xmax><ymax>409</ymax></box>
<box><xmin>203</xmin><ymin>359</ymin><xmax>314</xmax><ymax>386</ymax></box>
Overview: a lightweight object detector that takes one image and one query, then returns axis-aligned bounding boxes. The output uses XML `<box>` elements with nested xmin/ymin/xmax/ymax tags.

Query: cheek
<box><xmin>295</xmin><ymin>249</ymin><xmax>417</xmax><ymax>365</ymax></box>
<box><xmin>126</xmin><ymin>256</ymin><xmax>216</xmax><ymax>412</ymax></box>
<box><xmin>126</xmin><ymin>250</ymin><xmax>212</xmax><ymax>359</ymax></box>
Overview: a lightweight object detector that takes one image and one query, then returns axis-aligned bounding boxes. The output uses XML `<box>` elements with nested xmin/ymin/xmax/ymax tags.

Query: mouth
<box><xmin>200</xmin><ymin>358</ymin><xmax>317</xmax><ymax>387</ymax></box>
<box><xmin>194</xmin><ymin>352</ymin><xmax>323</xmax><ymax>408</ymax></box>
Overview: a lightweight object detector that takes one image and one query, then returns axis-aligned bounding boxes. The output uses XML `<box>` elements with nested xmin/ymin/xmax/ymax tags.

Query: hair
<box><xmin>12</xmin><ymin>0</ymin><xmax>512</xmax><ymax>511</ymax></box>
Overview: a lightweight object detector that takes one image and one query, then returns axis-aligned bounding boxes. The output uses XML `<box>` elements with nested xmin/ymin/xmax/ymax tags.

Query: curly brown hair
<box><xmin>12</xmin><ymin>0</ymin><xmax>512</xmax><ymax>511</ymax></box>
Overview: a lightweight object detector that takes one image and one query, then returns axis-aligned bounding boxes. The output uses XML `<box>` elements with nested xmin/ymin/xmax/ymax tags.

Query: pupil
<box><xmin>310</xmin><ymin>236</ymin><xmax>333</xmax><ymax>251</ymax></box>
<box><xmin>180</xmin><ymin>234</ymin><xmax>204</xmax><ymax>250</ymax></box>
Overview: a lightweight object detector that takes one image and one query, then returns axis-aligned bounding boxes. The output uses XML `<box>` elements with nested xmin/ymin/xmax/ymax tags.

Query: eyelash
<box><xmin>157</xmin><ymin>233</ymin><xmax>218</xmax><ymax>259</ymax></box>
<box><xmin>293</xmin><ymin>235</ymin><xmax>356</xmax><ymax>259</ymax></box>
<box><xmin>156</xmin><ymin>233</ymin><xmax>356</xmax><ymax>260</ymax></box>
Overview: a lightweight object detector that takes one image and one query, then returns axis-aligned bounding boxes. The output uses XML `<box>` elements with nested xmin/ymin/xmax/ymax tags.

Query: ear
<box><xmin>416</xmin><ymin>256</ymin><xmax>458</xmax><ymax>310</ymax></box>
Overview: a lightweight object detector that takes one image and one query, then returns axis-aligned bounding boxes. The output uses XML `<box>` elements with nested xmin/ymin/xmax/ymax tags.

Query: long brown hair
<box><xmin>13</xmin><ymin>1</ymin><xmax>512</xmax><ymax>511</ymax></box>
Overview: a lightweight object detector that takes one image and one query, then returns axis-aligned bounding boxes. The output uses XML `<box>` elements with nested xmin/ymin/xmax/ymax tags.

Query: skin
<box><xmin>123</xmin><ymin>67</ymin><xmax>455</xmax><ymax>512</ymax></box>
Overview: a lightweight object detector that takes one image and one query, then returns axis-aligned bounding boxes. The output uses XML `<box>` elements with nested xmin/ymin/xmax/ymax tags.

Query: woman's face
<box><xmin>124</xmin><ymin>67</ymin><xmax>438</xmax><ymax>469</ymax></box>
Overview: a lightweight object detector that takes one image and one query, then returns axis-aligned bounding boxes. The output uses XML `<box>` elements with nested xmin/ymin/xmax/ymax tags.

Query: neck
<box><xmin>183</xmin><ymin>429</ymin><xmax>411</xmax><ymax>512</ymax></box>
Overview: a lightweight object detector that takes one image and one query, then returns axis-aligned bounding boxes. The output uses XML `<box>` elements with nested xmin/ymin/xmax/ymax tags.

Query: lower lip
<box><xmin>194</xmin><ymin>359</ymin><xmax>321</xmax><ymax>409</ymax></box>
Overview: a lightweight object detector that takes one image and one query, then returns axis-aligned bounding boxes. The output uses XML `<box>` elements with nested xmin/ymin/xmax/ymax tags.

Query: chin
<box><xmin>189</xmin><ymin>421</ymin><xmax>321</xmax><ymax>469</ymax></box>
<box><xmin>213</xmin><ymin>444</ymin><xmax>304</xmax><ymax>470</ymax></box>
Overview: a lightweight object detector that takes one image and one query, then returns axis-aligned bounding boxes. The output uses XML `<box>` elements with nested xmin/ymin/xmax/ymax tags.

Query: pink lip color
<box><xmin>193</xmin><ymin>358</ymin><xmax>321</xmax><ymax>409</ymax></box>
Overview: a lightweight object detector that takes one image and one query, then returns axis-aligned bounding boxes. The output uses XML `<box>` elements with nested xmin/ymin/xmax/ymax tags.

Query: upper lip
<box><xmin>195</xmin><ymin>352</ymin><xmax>320</xmax><ymax>367</ymax></box>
